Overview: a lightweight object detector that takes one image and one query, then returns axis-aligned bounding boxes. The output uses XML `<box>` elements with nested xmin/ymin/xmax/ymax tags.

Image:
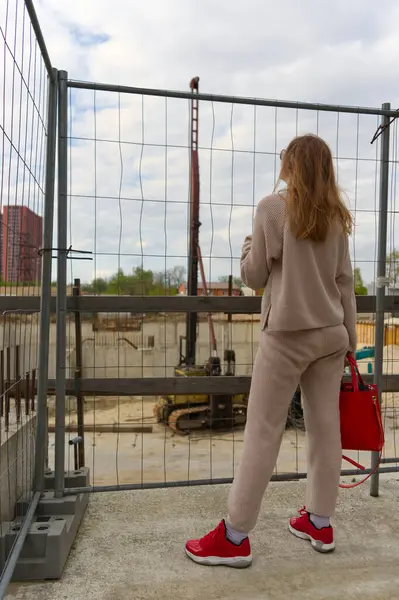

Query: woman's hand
<box><xmin>345</xmin><ymin>351</ymin><xmax>354</xmax><ymax>367</ymax></box>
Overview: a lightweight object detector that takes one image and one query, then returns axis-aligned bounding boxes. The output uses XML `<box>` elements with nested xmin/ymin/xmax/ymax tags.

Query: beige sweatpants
<box><xmin>227</xmin><ymin>324</ymin><xmax>349</xmax><ymax>533</ymax></box>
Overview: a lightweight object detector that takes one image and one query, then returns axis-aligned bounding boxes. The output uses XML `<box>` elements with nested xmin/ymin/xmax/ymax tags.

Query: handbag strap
<box><xmin>339</xmin><ymin>451</ymin><xmax>382</xmax><ymax>489</ymax></box>
<box><xmin>346</xmin><ymin>354</ymin><xmax>366</xmax><ymax>392</ymax></box>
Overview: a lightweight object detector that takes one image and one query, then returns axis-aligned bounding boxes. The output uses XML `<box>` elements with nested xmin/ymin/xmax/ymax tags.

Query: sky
<box><xmin>2</xmin><ymin>0</ymin><xmax>399</xmax><ymax>286</ymax></box>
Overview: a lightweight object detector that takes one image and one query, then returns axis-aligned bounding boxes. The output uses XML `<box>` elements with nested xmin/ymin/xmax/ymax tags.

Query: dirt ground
<box><xmin>47</xmin><ymin>390</ymin><xmax>399</xmax><ymax>488</ymax></box>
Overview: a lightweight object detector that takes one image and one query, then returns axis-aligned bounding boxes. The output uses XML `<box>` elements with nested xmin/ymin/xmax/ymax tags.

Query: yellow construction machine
<box><xmin>153</xmin><ymin>77</ymin><xmax>248</xmax><ymax>434</ymax></box>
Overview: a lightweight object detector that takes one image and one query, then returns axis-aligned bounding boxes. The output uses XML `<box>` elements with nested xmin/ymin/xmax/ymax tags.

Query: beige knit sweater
<box><xmin>240</xmin><ymin>193</ymin><xmax>357</xmax><ymax>352</ymax></box>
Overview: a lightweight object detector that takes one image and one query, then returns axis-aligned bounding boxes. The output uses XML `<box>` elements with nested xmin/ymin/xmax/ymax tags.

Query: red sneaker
<box><xmin>185</xmin><ymin>520</ymin><xmax>252</xmax><ymax>568</ymax></box>
<box><xmin>289</xmin><ymin>508</ymin><xmax>335</xmax><ymax>553</ymax></box>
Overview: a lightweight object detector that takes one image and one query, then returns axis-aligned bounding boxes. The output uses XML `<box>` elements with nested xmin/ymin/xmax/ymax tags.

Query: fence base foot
<box><xmin>0</xmin><ymin>469</ymin><xmax>90</xmax><ymax>581</ymax></box>
<box><xmin>43</xmin><ymin>466</ymin><xmax>90</xmax><ymax>491</ymax></box>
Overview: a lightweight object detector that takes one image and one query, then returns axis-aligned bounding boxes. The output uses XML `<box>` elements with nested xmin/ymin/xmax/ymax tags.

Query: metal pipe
<box><xmin>33</xmin><ymin>68</ymin><xmax>57</xmax><ymax>492</ymax></box>
<box><xmin>14</xmin><ymin>346</ymin><xmax>21</xmax><ymax>422</ymax></box>
<box><xmin>0</xmin><ymin>292</ymin><xmax>395</xmax><ymax>314</ymax></box>
<box><xmin>30</xmin><ymin>368</ymin><xmax>36</xmax><ymax>412</ymax></box>
<box><xmin>25</xmin><ymin>372</ymin><xmax>30</xmax><ymax>416</ymax></box>
<box><xmin>66</xmin><ymin>80</ymin><xmax>399</xmax><ymax>117</ymax></box>
<box><xmin>198</xmin><ymin>244</ymin><xmax>217</xmax><ymax>354</ymax></box>
<box><xmin>0</xmin><ymin>350</ymin><xmax>4</xmax><ymax>418</ymax></box>
<box><xmin>225</xmin><ymin>275</ymin><xmax>235</xmax><ymax>375</ymax></box>
<box><xmin>54</xmin><ymin>71</ymin><xmax>68</xmax><ymax>498</ymax></box>
<box><xmin>63</xmin><ymin>464</ymin><xmax>399</xmax><ymax>496</ymax></box>
<box><xmin>5</xmin><ymin>347</ymin><xmax>10</xmax><ymax>431</ymax></box>
<box><xmin>23</xmin><ymin>0</ymin><xmax>55</xmax><ymax>81</ymax></box>
<box><xmin>28</xmin><ymin>372</ymin><xmax>399</xmax><ymax>396</ymax></box>
<box><xmin>370</xmin><ymin>102</ymin><xmax>391</xmax><ymax>498</ymax></box>
<box><xmin>0</xmin><ymin>492</ymin><xmax>41</xmax><ymax>599</ymax></box>
<box><xmin>73</xmin><ymin>279</ymin><xmax>85</xmax><ymax>468</ymax></box>
<box><xmin>68</xmin><ymin>437</ymin><xmax>82</xmax><ymax>471</ymax></box>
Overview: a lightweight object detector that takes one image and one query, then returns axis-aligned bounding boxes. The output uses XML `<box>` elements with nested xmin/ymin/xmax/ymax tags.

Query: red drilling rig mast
<box><xmin>185</xmin><ymin>77</ymin><xmax>217</xmax><ymax>364</ymax></box>
<box><xmin>185</xmin><ymin>76</ymin><xmax>200</xmax><ymax>366</ymax></box>
<box><xmin>152</xmin><ymin>77</ymin><xmax>247</xmax><ymax>433</ymax></box>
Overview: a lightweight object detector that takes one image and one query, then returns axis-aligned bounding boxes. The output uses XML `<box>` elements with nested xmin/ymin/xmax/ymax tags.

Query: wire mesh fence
<box><xmin>0</xmin><ymin>0</ymin><xmax>55</xmax><ymax>592</ymax></box>
<box><xmin>378</xmin><ymin>116</ymin><xmax>399</xmax><ymax>482</ymax></box>
<box><xmin>47</xmin><ymin>79</ymin><xmax>399</xmax><ymax>495</ymax></box>
<box><xmin>0</xmin><ymin>0</ymin><xmax>398</xmax><ymax>594</ymax></box>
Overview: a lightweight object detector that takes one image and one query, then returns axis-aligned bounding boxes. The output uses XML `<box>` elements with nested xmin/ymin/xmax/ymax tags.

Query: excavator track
<box><xmin>167</xmin><ymin>403</ymin><xmax>248</xmax><ymax>434</ymax></box>
<box><xmin>168</xmin><ymin>406</ymin><xmax>210</xmax><ymax>434</ymax></box>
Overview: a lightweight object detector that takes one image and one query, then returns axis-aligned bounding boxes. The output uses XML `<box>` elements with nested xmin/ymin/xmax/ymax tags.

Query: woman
<box><xmin>185</xmin><ymin>134</ymin><xmax>357</xmax><ymax>567</ymax></box>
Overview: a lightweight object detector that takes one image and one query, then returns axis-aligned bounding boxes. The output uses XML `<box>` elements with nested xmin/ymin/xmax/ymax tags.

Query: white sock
<box><xmin>309</xmin><ymin>513</ymin><xmax>330</xmax><ymax>529</ymax></box>
<box><xmin>225</xmin><ymin>522</ymin><xmax>248</xmax><ymax>545</ymax></box>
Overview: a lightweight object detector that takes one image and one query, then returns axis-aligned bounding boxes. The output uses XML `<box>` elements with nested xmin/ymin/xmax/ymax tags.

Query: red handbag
<box><xmin>339</xmin><ymin>354</ymin><xmax>385</xmax><ymax>489</ymax></box>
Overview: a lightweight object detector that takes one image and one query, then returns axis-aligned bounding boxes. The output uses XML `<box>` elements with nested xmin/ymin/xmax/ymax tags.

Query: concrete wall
<box><xmin>0</xmin><ymin>318</ymin><xmax>40</xmax><ymax>380</ymax></box>
<box><xmin>0</xmin><ymin>317</ymin><xmax>261</xmax><ymax>379</ymax></box>
<box><xmin>0</xmin><ymin>416</ymin><xmax>36</xmax><ymax>522</ymax></box>
<box><xmin>75</xmin><ymin>319</ymin><xmax>261</xmax><ymax>379</ymax></box>
<box><xmin>0</xmin><ymin>320</ymin><xmax>38</xmax><ymax>522</ymax></box>
<box><xmin>0</xmin><ymin>316</ymin><xmax>381</xmax><ymax>384</ymax></box>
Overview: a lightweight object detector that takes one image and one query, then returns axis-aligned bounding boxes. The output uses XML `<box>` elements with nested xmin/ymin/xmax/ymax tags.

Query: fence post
<box><xmin>54</xmin><ymin>70</ymin><xmax>68</xmax><ymax>498</ymax></box>
<box><xmin>370</xmin><ymin>102</ymin><xmax>391</xmax><ymax>497</ymax></box>
<box><xmin>34</xmin><ymin>68</ymin><xmax>58</xmax><ymax>492</ymax></box>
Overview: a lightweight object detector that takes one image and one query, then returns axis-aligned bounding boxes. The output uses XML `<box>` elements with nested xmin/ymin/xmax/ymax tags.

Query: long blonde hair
<box><xmin>277</xmin><ymin>134</ymin><xmax>352</xmax><ymax>242</ymax></box>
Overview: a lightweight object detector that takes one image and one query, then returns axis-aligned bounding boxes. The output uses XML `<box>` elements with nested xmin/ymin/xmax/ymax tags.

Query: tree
<box><xmin>354</xmin><ymin>267</ymin><xmax>367</xmax><ymax>296</ymax></box>
<box><xmin>167</xmin><ymin>265</ymin><xmax>186</xmax><ymax>290</ymax></box>
<box><xmin>80</xmin><ymin>265</ymin><xmax>185</xmax><ymax>296</ymax></box>
<box><xmin>107</xmin><ymin>268</ymin><xmax>147</xmax><ymax>295</ymax></box>
<box><xmin>387</xmin><ymin>250</ymin><xmax>399</xmax><ymax>287</ymax></box>
<box><xmin>82</xmin><ymin>277</ymin><xmax>108</xmax><ymax>294</ymax></box>
<box><xmin>133</xmin><ymin>267</ymin><xmax>155</xmax><ymax>295</ymax></box>
<box><xmin>218</xmin><ymin>275</ymin><xmax>243</xmax><ymax>288</ymax></box>
<box><xmin>151</xmin><ymin>267</ymin><xmax>184</xmax><ymax>295</ymax></box>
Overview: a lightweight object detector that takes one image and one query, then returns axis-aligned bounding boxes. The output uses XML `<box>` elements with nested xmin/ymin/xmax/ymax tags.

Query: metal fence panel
<box><xmin>0</xmin><ymin>0</ymin><xmax>54</xmax><ymax>594</ymax></box>
<box><xmin>370</xmin><ymin>104</ymin><xmax>391</xmax><ymax>495</ymax></box>
<box><xmin>48</xmin><ymin>79</ymin><xmax>399</xmax><ymax>498</ymax></box>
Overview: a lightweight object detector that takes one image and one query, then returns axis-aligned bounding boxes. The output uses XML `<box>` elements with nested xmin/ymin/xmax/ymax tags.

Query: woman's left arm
<box><xmin>240</xmin><ymin>196</ymin><xmax>284</xmax><ymax>290</ymax></box>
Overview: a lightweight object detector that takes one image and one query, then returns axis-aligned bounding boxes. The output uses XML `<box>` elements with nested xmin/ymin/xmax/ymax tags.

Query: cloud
<box><xmin>3</xmin><ymin>0</ymin><xmax>399</xmax><ymax>286</ymax></box>
<box><xmin>67</xmin><ymin>26</ymin><xmax>110</xmax><ymax>48</ymax></box>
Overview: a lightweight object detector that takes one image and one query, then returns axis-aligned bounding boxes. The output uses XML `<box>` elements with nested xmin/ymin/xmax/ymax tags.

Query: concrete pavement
<box><xmin>6</xmin><ymin>478</ymin><xmax>399</xmax><ymax>600</ymax></box>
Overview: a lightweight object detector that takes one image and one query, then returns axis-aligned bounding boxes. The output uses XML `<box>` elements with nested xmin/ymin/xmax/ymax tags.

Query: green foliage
<box><xmin>81</xmin><ymin>277</ymin><xmax>108</xmax><ymax>294</ymax></box>
<box><xmin>354</xmin><ymin>267</ymin><xmax>367</xmax><ymax>296</ymax></box>
<box><xmin>218</xmin><ymin>275</ymin><xmax>243</xmax><ymax>287</ymax></box>
<box><xmin>81</xmin><ymin>265</ymin><xmax>186</xmax><ymax>296</ymax></box>
<box><xmin>387</xmin><ymin>250</ymin><xmax>399</xmax><ymax>287</ymax></box>
<box><xmin>0</xmin><ymin>279</ymin><xmax>39</xmax><ymax>287</ymax></box>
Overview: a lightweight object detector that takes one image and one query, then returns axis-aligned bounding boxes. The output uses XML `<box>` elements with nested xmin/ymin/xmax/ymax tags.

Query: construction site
<box><xmin>1</xmin><ymin>1</ymin><xmax>399</xmax><ymax>598</ymax></box>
